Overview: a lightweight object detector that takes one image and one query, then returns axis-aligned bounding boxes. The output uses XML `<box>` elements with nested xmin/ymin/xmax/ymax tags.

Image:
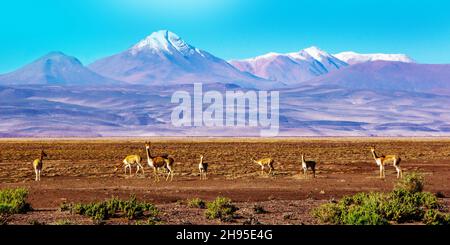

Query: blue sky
<box><xmin>0</xmin><ymin>0</ymin><xmax>449</xmax><ymax>73</ymax></box>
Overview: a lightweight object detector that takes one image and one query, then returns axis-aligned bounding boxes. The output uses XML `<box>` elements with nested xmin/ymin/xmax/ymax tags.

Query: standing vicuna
<box><xmin>252</xmin><ymin>158</ymin><xmax>275</xmax><ymax>176</ymax></box>
<box><xmin>370</xmin><ymin>146</ymin><xmax>403</xmax><ymax>179</ymax></box>
<box><xmin>145</xmin><ymin>142</ymin><xmax>174</xmax><ymax>182</ymax></box>
<box><xmin>115</xmin><ymin>155</ymin><xmax>144</xmax><ymax>177</ymax></box>
<box><xmin>199</xmin><ymin>155</ymin><xmax>208</xmax><ymax>180</ymax></box>
<box><xmin>301</xmin><ymin>154</ymin><xmax>316</xmax><ymax>178</ymax></box>
<box><xmin>32</xmin><ymin>150</ymin><xmax>47</xmax><ymax>181</ymax></box>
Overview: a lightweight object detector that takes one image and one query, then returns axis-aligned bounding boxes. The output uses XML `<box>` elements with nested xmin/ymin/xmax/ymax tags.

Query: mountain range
<box><xmin>0</xmin><ymin>30</ymin><xmax>449</xmax><ymax>137</ymax></box>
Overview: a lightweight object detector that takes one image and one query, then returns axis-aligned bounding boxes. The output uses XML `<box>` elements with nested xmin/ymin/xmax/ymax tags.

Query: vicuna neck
<box><xmin>146</xmin><ymin>147</ymin><xmax>153</xmax><ymax>159</ymax></box>
<box><xmin>371</xmin><ymin>150</ymin><xmax>378</xmax><ymax>159</ymax></box>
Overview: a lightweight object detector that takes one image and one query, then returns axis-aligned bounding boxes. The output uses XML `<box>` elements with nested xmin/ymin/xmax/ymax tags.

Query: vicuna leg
<box><xmin>138</xmin><ymin>164</ymin><xmax>144</xmax><ymax>176</ymax></box>
<box><xmin>379</xmin><ymin>165</ymin><xmax>383</xmax><ymax>179</ymax></box>
<box><xmin>394</xmin><ymin>164</ymin><xmax>402</xmax><ymax>179</ymax></box>
<box><xmin>35</xmin><ymin>169</ymin><xmax>38</xmax><ymax>181</ymax></box>
<box><xmin>153</xmin><ymin>168</ymin><xmax>159</xmax><ymax>182</ymax></box>
<box><xmin>165</xmin><ymin>166</ymin><xmax>172</xmax><ymax>181</ymax></box>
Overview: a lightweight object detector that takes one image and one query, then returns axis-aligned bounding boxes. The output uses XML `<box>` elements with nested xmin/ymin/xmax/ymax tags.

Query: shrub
<box><xmin>0</xmin><ymin>214</ymin><xmax>10</xmax><ymax>225</ymax></box>
<box><xmin>187</xmin><ymin>198</ymin><xmax>206</xmax><ymax>209</ymax></box>
<box><xmin>395</xmin><ymin>172</ymin><xmax>424</xmax><ymax>193</ymax></box>
<box><xmin>62</xmin><ymin>195</ymin><xmax>159</xmax><ymax>221</ymax></box>
<box><xmin>423</xmin><ymin>210</ymin><xmax>450</xmax><ymax>225</ymax></box>
<box><xmin>312</xmin><ymin>172</ymin><xmax>448</xmax><ymax>225</ymax></box>
<box><xmin>311</xmin><ymin>203</ymin><xmax>342</xmax><ymax>224</ymax></box>
<box><xmin>134</xmin><ymin>216</ymin><xmax>162</xmax><ymax>225</ymax></box>
<box><xmin>253</xmin><ymin>204</ymin><xmax>267</xmax><ymax>214</ymax></box>
<box><xmin>53</xmin><ymin>219</ymin><xmax>74</xmax><ymax>225</ymax></box>
<box><xmin>205</xmin><ymin>197</ymin><xmax>239</xmax><ymax>222</ymax></box>
<box><xmin>0</xmin><ymin>188</ymin><xmax>32</xmax><ymax>214</ymax></box>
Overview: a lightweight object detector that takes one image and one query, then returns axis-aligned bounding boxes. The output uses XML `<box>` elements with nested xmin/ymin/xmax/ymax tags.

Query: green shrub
<box><xmin>134</xmin><ymin>216</ymin><xmax>162</xmax><ymax>225</ymax></box>
<box><xmin>205</xmin><ymin>197</ymin><xmax>239</xmax><ymax>222</ymax></box>
<box><xmin>62</xmin><ymin>195</ymin><xmax>159</xmax><ymax>221</ymax></box>
<box><xmin>53</xmin><ymin>219</ymin><xmax>74</xmax><ymax>225</ymax></box>
<box><xmin>187</xmin><ymin>198</ymin><xmax>206</xmax><ymax>209</ymax></box>
<box><xmin>252</xmin><ymin>204</ymin><xmax>267</xmax><ymax>214</ymax></box>
<box><xmin>0</xmin><ymin>188</ymin><xmax>31</xmax><ymax>214</ymax></box>
<box><xmin>311</xmin><ymin>203</ymin><xmax>342</xmax><ymax>224</ymax></box>
<box><xmin>312</xmin><ymin>172</ymin><xmax>448</xmax><ymax>225</ymax></box>
<box><xmin>395</xmin><ymin>172</ymin><xmax>424</xmax><ymax>193</ymax></box>
<box><xmin>423</xmin><ymin>210</ymin><xmax>450</xmax><ymax>225</ymax></box>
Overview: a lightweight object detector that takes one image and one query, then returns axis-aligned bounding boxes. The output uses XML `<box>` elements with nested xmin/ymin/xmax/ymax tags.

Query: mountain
<box><xmin>89</xmin><ymin>30</ymin><xmax>278</xmax><ymax>89</ymax></box>
<box><xmin>0</xmin><ymin>52</ymin><xmax>119</xmax><ymax>86</ymax></box>
<box><xmin>334</xmin><ymin>51</ymin><xmax>414</xmax><ymax>65</ymax></box>
<box><xmin>229</xmin><ymin>46</ymin><xmax>347</xmax><ymax>84</ymax></box>
<box><xmin>310</xmin><ymin>61</ymin><xmax>450</xmax><ymax>94</ymax></box>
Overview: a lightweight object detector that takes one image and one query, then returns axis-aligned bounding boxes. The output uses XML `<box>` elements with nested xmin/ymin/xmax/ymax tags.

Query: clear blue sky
<box><xmin>1</xmin><ymin>0</ymin><xmax>449</xmax><ymax>73</ymax></box>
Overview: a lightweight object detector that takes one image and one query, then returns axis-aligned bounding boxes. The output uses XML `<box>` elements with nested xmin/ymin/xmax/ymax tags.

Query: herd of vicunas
<box><xmin>32</xmin><ymin>142</ymin><xmax>403</xmax><ymax>182</ymax></box>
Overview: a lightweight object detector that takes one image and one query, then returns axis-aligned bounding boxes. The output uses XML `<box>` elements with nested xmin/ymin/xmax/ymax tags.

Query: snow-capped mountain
<box><xmin>1</xmin><ymin>30</ymin><xmax>450</xmax><ymax>137</ymax></box>
<box><xmin>334</xmin><ymin>51</ymin><xmax>414</xmax><ymax>65</ymax></box>
<box><xmin>89</xmin><ymin>30</ymin><xmax>278</xmax><ymax>88</ymax></box>
<box><xmin>0</xmin><ymin>52</ymin><xmax>120</xmax><ymax>86</ymax></box>
<box><xmin>229</xmin><ymin>46</ymin><xmax>347</xmax><ymax>84</ymax></box>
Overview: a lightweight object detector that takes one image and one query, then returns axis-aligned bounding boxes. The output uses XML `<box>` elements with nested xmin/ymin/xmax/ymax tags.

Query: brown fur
<box><xmin>370</xmin><ymin>147</ymin><xmax>403</xmax><ymax>179</ymax></box>
<box><xmin>145</xmin><ymin>142</ymin><xmax>174</xmax><ymax>181</ymax></box>
<box><xmin>252</xmin><ymin>158</ymin><xmax>275</xmax><ymax>176</ymax></box>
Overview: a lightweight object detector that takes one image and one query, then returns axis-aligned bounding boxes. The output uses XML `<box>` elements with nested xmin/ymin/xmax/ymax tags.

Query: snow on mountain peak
<box><xmin>130</xmin><ymin>30</ymin><xmax>195</xmax><ymax>56</ymax></box>
<box><xmin>334</xmin><ymin>51</ymin><xmax>414</xmax><ymax>64</ymax></box>
<box><xmin>302</xmin><ymin>46</ymin><xmax>332</xmax><ymax>60</ymax></box>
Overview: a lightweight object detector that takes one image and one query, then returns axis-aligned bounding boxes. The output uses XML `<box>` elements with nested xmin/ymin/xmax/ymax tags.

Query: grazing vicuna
<box><xmin>115</xmin><ymin>155</ymin><xmax>144</xmax><ymax>176</ymax></box>
<box><xmin>252</xmin><ymin>158</ymin><xmax>275</xmax><ymax>176</ymax></box>
<box><xmin>301</xmin><ymin>154</ymin><xmax>316</xmax><ymax>178</ymax></box>
<box><xmin>199</xmin><ymin>155</ymin><xmax>208</xmax><ymax>180</ymax></box>
<box><xmin>32</xmin><ymin>150</ymin><xmax>47</xmax><ymax>181</ymax></box>
<box><xmin>370</xmin><ymin>146</ymin><xmax>402</xmax><ymax>179</ymax></box>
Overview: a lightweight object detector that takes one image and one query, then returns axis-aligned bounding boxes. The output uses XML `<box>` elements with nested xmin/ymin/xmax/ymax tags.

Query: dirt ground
<box><xmin>0</xmin><ymin>137</ymin><xmax>449</xmax><ymax>225</ymax></box>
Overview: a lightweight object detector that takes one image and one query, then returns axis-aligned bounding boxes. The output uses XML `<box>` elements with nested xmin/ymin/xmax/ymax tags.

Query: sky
<box><xmin>0</xmin><ymin>0</ymin><xmax>449</xmax><ymax>73</ymax></box>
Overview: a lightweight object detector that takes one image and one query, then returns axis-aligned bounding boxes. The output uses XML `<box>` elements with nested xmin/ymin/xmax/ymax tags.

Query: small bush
<box><xmin>53</xmin><ymin>219</ymin><xmax>74</xmax><ymax>225</ymax></box>
<box><xmin>395</xmin><ymin>172</ymin><xmax>424</xmax><ymax>193</ymax></box>
<box><xmin>62</xmin><ymin>195</ymin><xmax>159</xmax><ymax>221</ymax></box>
<box><xmin>187</xmin><ymin>198</ymin><xmax>206</xmax><ymax>209</ymax></box>
<box><xmin>253</xmin><ymin>204</ymin><xmax>267</xmax><ymax>214</ymax></box>
<box><xmin>29</xmin><ymin>219</ymin><xmax>45</xmax><ymax>225</ymax></box>
<box><xmin>0</xmin><ymin>214</ymin><xmax>10</xmax><ymax>225</ymax></box>
<box><xmin>0</xmin><ymin>188</ymin><xmax>31</xmax><ymax>214</ymax></box>
<box><xmin>134</xmin><ymin>217</ymin><xmax>162</xmax><ymax>225</ymax></box>
<box><xmin>205</xmin><ymin>197</ymin><xmax>239</xmax><ymax>222</ymax></box>
<box><xmin>423</xmin><ymin>210</ymin><xmax>450</xmax><ymax>225</ymax></box>
<box><xmin>311</xmin><ymin>203</ymin><xmax>342</xmax><ymax>224</ymax></box>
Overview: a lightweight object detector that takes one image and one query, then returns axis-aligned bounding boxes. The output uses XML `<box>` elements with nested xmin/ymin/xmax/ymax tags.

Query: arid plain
<box><xmin>0</xmin><ymin>137</ymin><xmax>449</xmax><ymax>224</ymax></box>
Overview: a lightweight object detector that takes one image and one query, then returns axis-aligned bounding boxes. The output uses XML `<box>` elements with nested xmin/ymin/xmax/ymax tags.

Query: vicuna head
<box><xmin>41</xmin><ymin>150</ymin><xmax>48</xmax><ymax>158</ymax></box>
